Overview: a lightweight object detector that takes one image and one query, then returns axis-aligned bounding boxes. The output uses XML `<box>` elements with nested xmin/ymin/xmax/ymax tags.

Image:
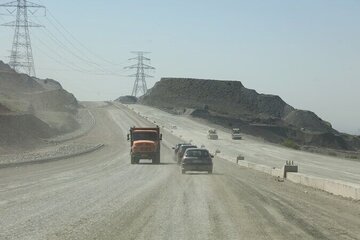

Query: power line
<box><xmin>36</xmin><ymin>0</ymin><xmax>120</xmax><ymax>66</ymax></box>
<box><xmin>125</xmin><ymin>51</ymin><xmax>155</xmax><ymax>97</ymax></box>
<box><xmin>32</xmin><ymin>32</ymin><xmax>128</xmax><ymax>76</ymax></box>
<box><xmin>32</xmin><ymin>44</ymin><xmax>91</xmax><ymax>74</ymax></box>
<box><xmin>31</xmin><ymin>32</ymin><xmax>92</xmax><ymax>73</ymax></box>
<box><xmin>0</xmin><ymin>0</ymin><xmax>45</xmax><ymax>76</ymax></box>
<box><xmin>31</xmin><ymin>6</ymin><xmax>127</xmax><ymax>77</ymax></box>
<box><xmin>1</xmin><ymin>1</ymin><xmax>127</xmax><ymax>78</ymax></box>
<box><xmin>36</xmin><ymin>23</ymin><xmax>103</xmax><ymax>70</ymax></box>
<box><xmin>46</xmin><ymin>8</ymin><xmax>118</xmax><ymax>66</ymax></box>
<box><xmin>39</xmin><ymin>14</ymin><xmax>126</xmax><ymax>76</ymax></box>
<box><xmin>31</xmin><ymin>26</ymin><xmax>128</xmax><ymax>76</ymax></box>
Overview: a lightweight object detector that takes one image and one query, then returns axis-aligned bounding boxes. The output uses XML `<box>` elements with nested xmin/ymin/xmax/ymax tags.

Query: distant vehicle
<box><xmin>173</xmin><ymin>143</ymin><xmax>191</xmax><ymax>155</ymax></box>
<box><xmin>172</xmin><ymin>143</ymin><xmax>191</xmax><ymax>161</ymax></box>
<box><xmin>181</xmin><ymin>148</ymin><xmax>213</xmax><ymax>174</ymax></box>
<box><xmin>231</xmin><ymin>128</ymin><xmax>242</xmax><ymax>140</ymax></box>
<box><xmin>207</xmin><ymin>129</ymin><xmax>218</xmax><ymax>140</ymax></box>
<box><xmin>127</xmin><ymin>126</ymin><xmax>162</xmax><ymax>164</ymax></box>
<box><xmin>176</xmin><ymin>144</ymin><xmax>197</xmax><ymax>164</ymax></box>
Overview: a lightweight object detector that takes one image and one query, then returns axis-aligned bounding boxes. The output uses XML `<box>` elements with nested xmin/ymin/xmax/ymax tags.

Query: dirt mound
<box><xmin>142</xmin><ymin>78</ymin><xmax>293</xmax><ymax>119</ymax></box>
<box><xmin>0</xmin><ymin>63</ymin><xmax>44</xmax><ymax>93</ymax></box>
<box><xmin>28</xmin><ymin>89</ymin><xmax>78</xmax><ymax>113</ymax></box>
<box><xmin>0</xmin><ymin>61</ymin><xmax>78</xmax><ymax>111</ymax></box>
<box><xmin>116</xmin><ymin>95</ymin><xmax>138</xmax><ymax>104</ymax></box>
<box><xmin>141</xmin><ymin>78</ymin><xmax>358</xmax><ymax>151</ymax></box>
<box><xmin>0</xmin><ymin>114</ymin><xmax>56</xmax><ymax>147</ymax></box>
<box><xmin>35</xmin><ymin>78</ymin><xmax>62</xmax><ymax>90</ymax></box>
<box><xmin>0</xmin><ymin>61</ymin><xmax>79</xmax><ymax>151</ymax></box>
<box><xmin>0</xmin><ymin>61</ymin><xmax>78</xmax><ymax>113</ymax></box>
<box><xmin>0</xmin><ymin>61</ymin><xmax>16</xmax><ymax>73</ymax></box>
<box><xmin>283</xmin><ymin>110</ymin><xmax>333</xmax><ymax>133</ymax></box>
<box><xmin>35</xmin><ymin>111</ymin><xmax>80</xmax><ymax>133</ymax></box>
<box><xmin>303</xmin><ymin>132</ymin><xmax>350</xmax><ymax>150</ymax></box>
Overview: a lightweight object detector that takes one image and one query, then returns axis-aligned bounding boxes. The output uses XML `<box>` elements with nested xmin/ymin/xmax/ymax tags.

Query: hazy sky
<box><xmin>0</xmin><ymin>0</ymin><xmax>359</xmax><ymax>134</ymax></box>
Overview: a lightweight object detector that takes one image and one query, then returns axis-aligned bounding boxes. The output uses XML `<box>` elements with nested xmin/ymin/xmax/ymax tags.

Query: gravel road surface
<box><xmin>1</xmin><ymin>102</ymin><xmax>359</xmax><ymax>240</ymax></box>
<box><xmin>128</xmin><ymin>104</ymin><xmax>360</xmax><ymax>185</ymax></box>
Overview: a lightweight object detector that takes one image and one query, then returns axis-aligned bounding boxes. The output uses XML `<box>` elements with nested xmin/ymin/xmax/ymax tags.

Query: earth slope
<box><xmin>0</xmin><ymin>61</ymin><xmax>79</xmax><ymax>151</ymax></box>
<box><xmin>140</xmin><ymin>78</ymin><xmax>359</xmax><ymax>150</ymax></box>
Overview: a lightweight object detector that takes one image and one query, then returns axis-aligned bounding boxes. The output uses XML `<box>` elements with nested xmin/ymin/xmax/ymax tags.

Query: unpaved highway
<box><xmin>128</xmin><ymin>104</ymin><xmax>360</xmax><ymax>185</ymax></box>
<box><xmin>1</xmin><ymin>102</ymin><xmax>360</xmax><ymax>240</ymax></box>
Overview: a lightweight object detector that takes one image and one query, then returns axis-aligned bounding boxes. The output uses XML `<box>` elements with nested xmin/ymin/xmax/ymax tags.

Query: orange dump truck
<box><xmin>127</xmin><ymin>126</ymin><xmax>162</xmax><ymax>164</ymax></box>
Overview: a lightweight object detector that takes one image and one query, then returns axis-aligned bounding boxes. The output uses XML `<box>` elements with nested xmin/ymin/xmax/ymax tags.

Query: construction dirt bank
<box><xmin>0</xmin><ymin>103</ymin><xmax>101</xmax><ymax>168</ymax></box>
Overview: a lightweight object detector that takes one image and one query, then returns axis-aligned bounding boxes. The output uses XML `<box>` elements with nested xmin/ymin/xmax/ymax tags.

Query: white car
<box><xmin>207</xmin><ymin>129</ymin><xmax>218</xmax><ymax>140</ymax></box>
<box><xmin>231</xmin><ymin>128</ymin><xmax>242</xmax><ymax>140</ymax></box>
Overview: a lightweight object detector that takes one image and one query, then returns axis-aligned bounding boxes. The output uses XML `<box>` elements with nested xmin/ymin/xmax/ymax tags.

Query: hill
<box><xmin>140</xmin><ymin>78</ymin><xmax>359</xmax><ymax>151</ymax></box>
<box><xmin>0</xmin><ymin>61</ymin><xmax>79</xmax><ymax>152</ymax></box>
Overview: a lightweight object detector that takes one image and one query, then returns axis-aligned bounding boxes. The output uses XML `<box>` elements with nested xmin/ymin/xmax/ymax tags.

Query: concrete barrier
<box><xmin>253</xmin><ymin>164</ymin><xmax>272</xmax><ymax>175</ymax></box>
<box><xmin>236</xmin><ymin>159</ymin><xmax>279</xmax><ymax>176</ymax></box>
<box><xmin>236</xmin><ymin>159</ymin><xmax>360</xmax><ymax>200</ymax></box>
<box><xmin>237</xmin><ymin>161</ymin><xmax>249</xmax><ymax>168</ymax></box>
<box><xmin>271</xmin><ymin>168</ymin><xmax>284</xmax><ymax>178</ymax></box>
<box><xmin>220</xmin><ymin>155</ymin><xmax>360</xmax><ymax>200</ymax></box>
<box><xmin>287</xmin><ymin>173</ymin><xmax>360</xmax><ymax>200</ymax></box>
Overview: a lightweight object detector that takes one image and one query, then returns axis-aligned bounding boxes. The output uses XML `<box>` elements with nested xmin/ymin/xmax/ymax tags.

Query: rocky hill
<box><xmin>140</xmin><ymin>78</ymin><xmax>359</xmax><ymax>151</ymax></box>
<box><xmin>0</xmin><ymin>61</ymin><xmax>79</xmax><ymax>152</ymax></box>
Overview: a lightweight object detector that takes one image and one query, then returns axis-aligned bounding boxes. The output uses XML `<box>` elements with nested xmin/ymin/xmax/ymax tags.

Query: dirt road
<box><xmin>1</xmin><ymin>102</ymin><xmax>359</xmax><ymax>240</ymax></box>
<box><xmin>128</xmin><ymin>104</ymin><xmax>360</xmax><ymax>185</ymax></box>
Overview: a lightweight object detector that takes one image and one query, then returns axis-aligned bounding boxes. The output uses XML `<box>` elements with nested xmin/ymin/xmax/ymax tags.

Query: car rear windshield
<box><xmin>180</xmin><ymin>146</ymin><xmax>196</xmax><ymax>153</ymax></box>
<box><xmin>186</xmin><ymin>150</ymin><xmax>209</xmax><ymax>157</ymax></box>
<box><xmin>176</xmin><ymin>143</ymin><xmax>190</xmax><ymax>149</ymax></box>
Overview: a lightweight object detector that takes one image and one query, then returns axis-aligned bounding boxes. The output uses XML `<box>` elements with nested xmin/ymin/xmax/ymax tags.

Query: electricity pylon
<box><xmin>0</xmin><ymin>0</ymin><xmax>45</xmax><ymax>76</ymax></box>
<box><xmin>124</xmin><ymin>51</ymin><xmax>155</xmax><ymax>97</ymax></box>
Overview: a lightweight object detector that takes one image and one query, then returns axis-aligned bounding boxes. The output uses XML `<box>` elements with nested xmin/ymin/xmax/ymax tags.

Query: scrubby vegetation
<box><xmin>282</xmin><ymin>139</ymin><xmax>300</xmax><ymax>150</ymax></box>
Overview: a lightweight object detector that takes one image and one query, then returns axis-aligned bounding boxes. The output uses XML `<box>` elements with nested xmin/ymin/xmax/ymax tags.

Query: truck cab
<box><xmin>127</xmin><ymin>126</ymin><xmax>162</xmax><ymax>164</ymax></box>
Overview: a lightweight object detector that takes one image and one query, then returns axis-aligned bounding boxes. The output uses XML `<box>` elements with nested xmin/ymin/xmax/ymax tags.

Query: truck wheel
<box><xmin>153</xmin><ymin>153</ymin><xmax>160</xmax><ymax>164</ymax></box>
<box><xmin>131</xmin><ymin>157</ymin><xmax>135</xmax><ymax>164</ymax></box>
<box><xmin>181</xmin><ymin>170</ymin><xmax>185</xmax><ymax>174</ymax></box>
<box><xmin>208</xmin><ymin>170</ymin><xmax>213</xmax><ymax>174</ymax></box>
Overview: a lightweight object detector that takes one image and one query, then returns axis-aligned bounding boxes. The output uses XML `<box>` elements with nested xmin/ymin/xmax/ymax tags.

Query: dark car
<box><xmin>173</xmin><ymin>143</ymin><xmax>191</xmax><ymax>155</ymax></box>
<box><xmin>172</xmin><ymin>143</ymin><xmax>191</xmax><ymax>162</ymax></box>
<box><xmin>181</xmin><ymin>148</ymin><xmax>213</xmax><ymax>174</ymax></box>
<box><xmin>176</xmin><ymin>145</ymin><xmax>197</xmax><ymax>164</ymax></box>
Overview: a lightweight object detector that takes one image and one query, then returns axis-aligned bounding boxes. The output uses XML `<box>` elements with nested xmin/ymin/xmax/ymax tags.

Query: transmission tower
<box><xmin>125</xmin><ymin>51</ymin><xmax>155</xmax><ymax>97</ymax></box>
<box><xmin>0</xmin><ymin>0</ymin><xmax>45</xmax><ymax>76</ymax></box>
